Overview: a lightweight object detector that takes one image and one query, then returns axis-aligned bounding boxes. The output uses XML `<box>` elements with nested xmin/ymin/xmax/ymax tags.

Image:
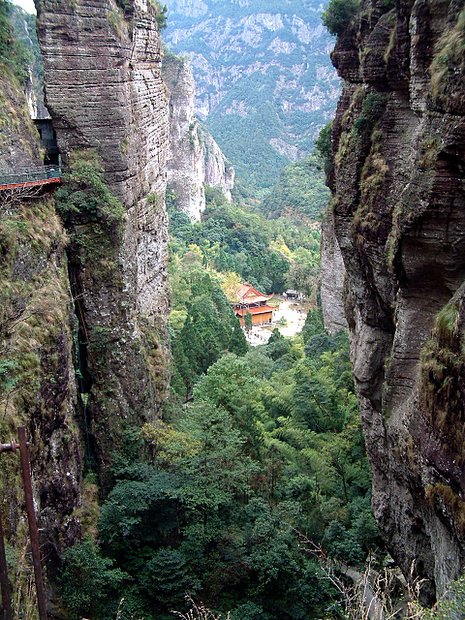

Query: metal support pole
<box><xmin>0</xmin><ymin>503</ymin><xmax>13</xmax><ymax>620</ymax></box>
<box><xmin>17</xmin><ymin>427</ymin><xmax>48</xmax><ymax>620</ymax></box>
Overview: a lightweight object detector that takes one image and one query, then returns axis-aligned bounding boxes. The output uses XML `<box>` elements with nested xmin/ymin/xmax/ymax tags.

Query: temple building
<box><xmin>232</xmin><ymin>283</ymin><xmax>275</xmax><ymax>326</ymax></box>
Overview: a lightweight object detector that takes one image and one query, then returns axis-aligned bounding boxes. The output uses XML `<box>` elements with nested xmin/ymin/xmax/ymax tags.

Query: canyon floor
<box><xmin>246</xmin><ymin>298</ymin><xmax>310</xmax><ymax>345</ymax></box>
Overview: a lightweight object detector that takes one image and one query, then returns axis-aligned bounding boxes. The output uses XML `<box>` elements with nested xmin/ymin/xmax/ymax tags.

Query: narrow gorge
<box><xmin>1</xmin><ymin>0</ymin><xmax>465</xmax><ymax>617</ymax></box>
<box><xmin>0</xmin><ymin>0</ymin><xmax>239</xmax><ymax>613</ymax></box>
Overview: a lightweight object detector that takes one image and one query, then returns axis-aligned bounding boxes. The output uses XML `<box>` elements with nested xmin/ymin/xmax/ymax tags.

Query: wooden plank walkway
<box><xmin>0</xmin><ymin>176</ymin><xmax>61</xmax><ymax>191</ymax></box>
<box><xmin>0</xmin><ymin>165</ymin><xmax>62</xmax><ymax>192</ymax></box>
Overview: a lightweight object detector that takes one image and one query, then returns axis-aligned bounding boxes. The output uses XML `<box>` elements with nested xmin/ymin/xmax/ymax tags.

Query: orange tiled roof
<box><xmin>234</xmin><ymin>283</ymin><xmax>273</xmax><ymax>304</ymax></box>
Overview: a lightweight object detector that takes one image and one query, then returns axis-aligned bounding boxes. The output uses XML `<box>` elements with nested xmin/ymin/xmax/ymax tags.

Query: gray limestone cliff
<box><xmin>1</xmin><ymin>0</ymin><xmax>172</xmax><ymax>609</ymax></box>
<box><xmin>322</xmin><ymin>0</ymin><xmax>465</xmax><ymax>601</ymax></box>
<box><xmin>320</xmin><ymin>208</ymin><xmax>347</xmax><ymax>334</ymax></box>
<box><xmin>0</xmin><ymin>0</ymin><xmax>172</xmax><ymax>612</ymax></box>
<box><xmin>36</xmin><ymin>0</ymin><xmax>171</xmax><ymax>479</ymax></box>
<box><xmin>163</xmin><ymin>53</ymin><xmax>234</xmax><ymax>221</ymax></box>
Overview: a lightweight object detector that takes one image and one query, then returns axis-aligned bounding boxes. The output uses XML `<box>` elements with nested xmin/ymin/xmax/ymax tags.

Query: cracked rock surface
<box><xmin>322</xmin><ymin>0</ymin><xmax>465</xmax><ymax>599</ymax></box>
<box><xmin>37</xmin><ymin>0</ymin><xmax>171</xmax><ymax>480</ymax></box>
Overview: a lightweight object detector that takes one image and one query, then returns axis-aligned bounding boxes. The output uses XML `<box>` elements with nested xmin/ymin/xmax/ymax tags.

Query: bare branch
<box><xmin>172</xmin><ymin>596</ymin><xmax>230</xmax><ymax>620</ymax></box>
<box><xmin>0</xmin><ymin>185</ymin><xmax>44</xmax><ymax>215</ymax></box>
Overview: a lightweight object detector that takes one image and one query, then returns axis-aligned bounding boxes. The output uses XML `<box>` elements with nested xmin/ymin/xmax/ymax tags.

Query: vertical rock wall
<box><xmin>36</xmin><ymin>0</ymin><xmax>170</xmax><ymax>478</ymax></box>
<box><xmin>163</xmin><ymin>52</ymin><xmax>234</xmax><ymax>221</ymax></box>
<box><xmin>320</xmin><ymin>208</ymin><xmax>347</xmax><ymax>334</ymax></box>
<box><xmin>201</xmin><ymin>125</ymin><xmax>235</xmax><ymax>199</ymax></box>
<box><xmin>322</xmin><ymin>0</ymin><xmax>465</xmax><ymax>599</ymax></box>
<box><xmin>0</xmin><ymin>72</ymin><xmax>81</xmax><ymax>609</ymax></box>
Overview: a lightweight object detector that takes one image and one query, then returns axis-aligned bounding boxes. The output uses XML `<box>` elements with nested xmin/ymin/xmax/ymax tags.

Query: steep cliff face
<box><xmin>36</xmin><ymin>0</ymin><xmax>170</xmax><ymax>479</ymax></box>
<box><xmin>201</xmin><ymin>126</ymin><xmax>235</xmax><ymax>201</ymax></box>
<box><xmin>10</xmin><ymin>5</ymin><xmax>49</xmax><ymax>120</ymax></box>
<box><xmin>0</xmin><ymin>71</ymin><xmax>81</xmax><ymax>608</ymax></box>
<box><xmin>163</xmin><ymin>53</ymin><xmax>234</xmax><ymax>221</ymax></box>
<box><xmin>0</xmin><ymin>70</ymin><xmax>43</xmax><ymax>169</ymax></box>
<box><xmin>322</xmin><ymin>0</ymin><xmax>465</xmax><ymax>599</ymax></box>
<box><xmin>320</xmin><ymin>209</ymin><xmax>347</xmax><ymax>334</ymax></box>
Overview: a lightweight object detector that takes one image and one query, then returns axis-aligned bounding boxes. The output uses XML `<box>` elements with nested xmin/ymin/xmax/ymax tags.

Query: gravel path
<box><xmin>245</xmin><ymin>298</ymin><xmax>308</xmax><ymax>346</ymax></box>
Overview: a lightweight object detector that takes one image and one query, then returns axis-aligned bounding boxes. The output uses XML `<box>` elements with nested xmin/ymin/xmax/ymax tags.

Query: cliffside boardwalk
<box><xmin>0</xmin><ymin>165</ymin><xmax>61</xmax><ymax>191</ymax></box>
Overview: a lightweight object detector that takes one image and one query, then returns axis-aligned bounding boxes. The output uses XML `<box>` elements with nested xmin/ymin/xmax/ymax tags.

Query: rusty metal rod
<box><xmin>17</xmin><ymin>427</ymin><xmax>48</xmax><ymax>620</ymax></box>
<box><xmin>0</xmin><ymin>502</ymin><xmax>13</xmax><ymax>620</ymax></box>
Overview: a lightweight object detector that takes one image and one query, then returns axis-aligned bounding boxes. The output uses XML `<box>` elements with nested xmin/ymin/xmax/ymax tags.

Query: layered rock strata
<box><xmin>322</xmin><ymin>0</ymin><xmax>465</xmax><ymax>600</ymax></box>
<box><xmin>36</xmin><ymin>0</ymin><xmax>170</xmax><ymax>478</ymax></box>
<box><xmin>163</xmin><ymin>52</ymin><xmax>234</xmax><ymax>221</ymax></box>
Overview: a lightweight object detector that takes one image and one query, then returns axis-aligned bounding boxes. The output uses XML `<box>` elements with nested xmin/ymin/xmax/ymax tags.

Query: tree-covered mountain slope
<box><xmin>163</xmin><ymin>0</ymin><xmax>340</xmax><ymax>195</ymax></box>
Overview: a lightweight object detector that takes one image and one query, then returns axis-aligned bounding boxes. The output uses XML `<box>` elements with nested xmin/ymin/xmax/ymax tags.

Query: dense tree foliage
<box><xmin>59</xmin><ymin>306</ymin><xmax>381</xmax><ymax>619</ymax></box>
<box><xmin>261</xmin><ymin>155</ymin><xmax>330</xmax><ymax>222</ymax></box>
<box><xmin>167</xmin><ymin>184</ymin><xmax>325</xmax><ymax>400</ymax></box>
<box><xmin>0</xmin><ymin>0</ymin><xmax>32</xmax><ymax>83</ymax></box>
<box><xmin>322</xmin><ymin>0</ymin><xmax>360</xmax><ymax>36</ymax></box>
<box><xmin>168</xmin><ymin>188</ymin><xmax>321</xmax><ymax>296</ymax></box>
<box><xmin>58</xmin><ymin>540</ymin><xmax>128</xmax><ymax>620</ymax></box>
<box><xmin>57</xmin><ymin>139</ymin><xmax>381</xmax><ymax>618</ymax></box>
<box><xmin>168</xmin><ymin>256</ymin><xmax>247</xmax><ymax>400</ymax></box>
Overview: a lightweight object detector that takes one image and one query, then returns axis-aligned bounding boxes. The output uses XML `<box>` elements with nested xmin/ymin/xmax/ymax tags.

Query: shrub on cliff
<box><xmin>322</xmin><ymin>0</ymin><xmax>360</xmax><ymax>36</ymax></box>
<box><xmin>150</xmin><ymin>0</ymin><xmax>168</xmax><ymax>29</ymax></box>
<box><xmin>315</xmin><ymin>121</ymin><xmax>333</xmax><ymax>164</ymax></box>
<box><xmin>315</xmin><ymin>121</ymin><xmax>334</xmax><ymax>178</ymax></box>
<box><xmin>56</xmin><ymin>150</ymin><xmax>125</xmax><ymax>229</ymax></box>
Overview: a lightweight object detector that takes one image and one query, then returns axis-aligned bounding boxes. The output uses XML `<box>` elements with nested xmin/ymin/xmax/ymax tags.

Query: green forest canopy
<box><xmin>0</xmin><ymin>0</ymin><xmax>33</xmax><ymax>83</ymax></box>
<box><xmin>59</xmin><ymin>308</ymin><xmax>381</xmax><ymax>620</ymax></box>
<box><xmin>57</xmin><ymin>157</ymin><xmax>382</xmax><ymax>619</ymax></box>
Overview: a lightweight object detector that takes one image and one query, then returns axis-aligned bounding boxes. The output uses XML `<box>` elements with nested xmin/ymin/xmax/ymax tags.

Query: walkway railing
<box><xmin>0</xmin><ymin>165</ymin><xmax>62</xmax><ymax>190</ymax></box>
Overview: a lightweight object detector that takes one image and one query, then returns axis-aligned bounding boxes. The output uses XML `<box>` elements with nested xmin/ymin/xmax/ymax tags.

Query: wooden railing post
<box><xmin>17</xmin><ymin>427</ymin><xmax>48</xmax><ymax>620</ymax></box>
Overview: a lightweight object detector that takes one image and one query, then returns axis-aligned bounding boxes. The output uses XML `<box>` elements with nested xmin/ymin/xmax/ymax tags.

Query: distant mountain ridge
<box><xmin>163</xmin><ymin>0</ymin><xmax>339</xmax><ymax>194</ymax></box>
